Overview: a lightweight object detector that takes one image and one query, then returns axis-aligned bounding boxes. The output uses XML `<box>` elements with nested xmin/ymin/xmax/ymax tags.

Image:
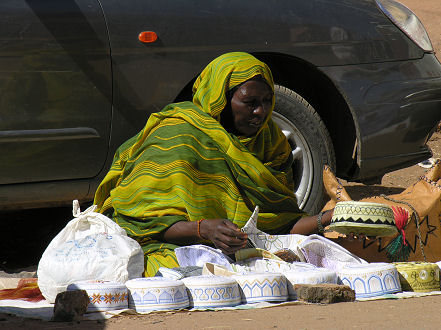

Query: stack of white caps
<box><xmin>232</xmin><ymin>272</ymin><xmax>288</xmax><ymax>303</ymax></box>
<box><xmin>125</xmin><ymin>277</ymin><xmax>189</xmax><ymax>312</ymax></box>
<box><xmin>67</xmin><ymin>280</ymin><xmax>128</xmax><ymax>312</ymax></box>
<box><xmin>337</xmin><ymin>263</ymin><xmax>401</xmax><ymax>298</ymax></box>
<box><xmin>181</xmin><ymin>275</ymin><xmax>241</xmax><ymax>309</ymax></box>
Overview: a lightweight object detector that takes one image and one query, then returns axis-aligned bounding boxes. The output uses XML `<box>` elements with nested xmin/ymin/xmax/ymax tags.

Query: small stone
<box><xmin>293</xmin><ymin>283</ymin><xmax>355</xmax><ymax>304</ymax></box>
<box><xmin>52</xmin><ymin>290</ymin><xmax>90</xmax><ymax>322</ymax></box>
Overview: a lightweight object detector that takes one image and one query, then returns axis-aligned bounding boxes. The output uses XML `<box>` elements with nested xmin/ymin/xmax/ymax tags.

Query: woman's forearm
<box><xmin>164</xmin><ymin>210</ymin><xmax>334</xmax><ymax>248</ymax></box>
<box><xmin>290</xmin><ymin>209</ymin><xmax>333</xmax><ymax>235</ymax></box>
<box><xmin>163</xmin><ymin>220</ymin><xmax>201</xmax><ymax>245</ymax></box>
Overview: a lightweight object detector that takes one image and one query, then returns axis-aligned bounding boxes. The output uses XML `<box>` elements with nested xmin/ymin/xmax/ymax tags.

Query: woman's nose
<box><xmin>253</xmin><ymin>104</ymin><xmax>266</xmax><ymax>117</ymax></box>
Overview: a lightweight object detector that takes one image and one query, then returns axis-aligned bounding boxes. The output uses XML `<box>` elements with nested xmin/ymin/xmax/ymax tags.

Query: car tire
<box><xmin>272</xmin><ymin>85</ymin><xmax>336</xmax><ymax>215</ymax></box>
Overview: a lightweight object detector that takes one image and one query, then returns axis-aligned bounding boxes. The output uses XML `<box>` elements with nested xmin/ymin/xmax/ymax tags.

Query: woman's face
<box><xmin>230</xmin><ymin>79</ymin><xmax>273</xmax><ymax>137</ymax></box>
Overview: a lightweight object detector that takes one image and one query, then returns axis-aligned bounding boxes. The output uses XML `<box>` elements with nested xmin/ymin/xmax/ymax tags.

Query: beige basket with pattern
<box><xmin>322</xmin><ymin>160</ymin><xmax>441</xmax><ymax>263</ymax></box>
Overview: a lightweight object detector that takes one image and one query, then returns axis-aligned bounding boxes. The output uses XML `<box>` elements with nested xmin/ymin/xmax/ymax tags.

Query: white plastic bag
<box><xmin>37</xmin><ymin>200</ymin><xmax>144</xmax><ymax>303</ymax></box>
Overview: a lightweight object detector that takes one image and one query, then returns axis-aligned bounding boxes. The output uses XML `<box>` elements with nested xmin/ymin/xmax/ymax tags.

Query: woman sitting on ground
<box><xmin>93</xmin><ymin>52</ymin><xmax>333</xmax><ymax>277</ymax></box>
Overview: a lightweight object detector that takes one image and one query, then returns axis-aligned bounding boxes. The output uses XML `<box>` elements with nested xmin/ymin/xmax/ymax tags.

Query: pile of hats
<box><xmin>66</xmin><ymin>263</ymin><xmax>341</xmax><ymax>312</ymax></box>
<box><xmin>336</xmin><ymin>261</ymin><xmax>441</xmax><ymax>298</ymax></box>
<box><xmin>127</xmin><ymin>265</ymin><xmax>341</xmax><ymax>311</ymax></box>
<box><xmin>65</xmin><ymin>259</ymin><xmax>441</xmax><ymax>313</ymax></box>
<box><xmin>66</xmin><ymin>260</ymin><xmax>441</xmax><ymax>313</ymax></box>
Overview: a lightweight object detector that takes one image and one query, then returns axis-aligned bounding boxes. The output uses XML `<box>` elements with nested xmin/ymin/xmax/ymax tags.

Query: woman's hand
<box><xmin>163</xmin><ymin>218</ymin><xmax>248</xmax><ymax>254</ymax></box>
<box><xmin>200</xmin><ymin>219</ymin><xmax>248</xmax><ymax>255</ymax></box>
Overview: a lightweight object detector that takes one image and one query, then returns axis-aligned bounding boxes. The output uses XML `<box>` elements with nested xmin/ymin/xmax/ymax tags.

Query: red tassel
<box><xmin>391</xmin><ymin>206</ymin><xmax>408</xmax><ymax>246</ymax></box>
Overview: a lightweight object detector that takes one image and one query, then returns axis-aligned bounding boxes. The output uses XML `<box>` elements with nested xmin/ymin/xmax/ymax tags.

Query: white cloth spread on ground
<box><xmin>176</xmin><ymin>206</ymin><xmax>366</xmax><ymax>271</ymax></box>
<box><xmin>175</xmin><ymin>245</ymin><xmax>234</xmax><ymax>270</ymax></box>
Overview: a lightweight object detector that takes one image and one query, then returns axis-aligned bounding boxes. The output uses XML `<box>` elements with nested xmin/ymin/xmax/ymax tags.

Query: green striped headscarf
<box><xmin>93</xmin><ymin>52</ymin><xmax>305</xmax><ymax>276</ymax></box>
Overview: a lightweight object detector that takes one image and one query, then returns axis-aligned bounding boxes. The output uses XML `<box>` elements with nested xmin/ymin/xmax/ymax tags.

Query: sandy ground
<box><xmin>1</xmin><ymin>295</ymin><xmax>441</xmax><ymax>330</ymax></box>
<box><xmin>1</xmin><ymin>0</ymin><xmax>441</xmax><ymax>328</ymax></box>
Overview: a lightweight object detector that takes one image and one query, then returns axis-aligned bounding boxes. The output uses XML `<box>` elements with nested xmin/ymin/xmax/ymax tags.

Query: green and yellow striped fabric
<box><xmin>93</xmin><ymin>52</ymin><xmax>306</xmax><ymax>276</ymax></box>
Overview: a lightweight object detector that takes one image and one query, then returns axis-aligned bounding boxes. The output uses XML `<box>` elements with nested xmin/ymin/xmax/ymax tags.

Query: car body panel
<box><xmin>320</xmin><ymin>53</ymin><xmax>441</xmax><ymax>178</ymax></box>
<box><xmin>0</xmin><ymin>0</ymin><xmax>112</xmax><ymax>185</ymax></box>
<box><xmin>0</xmin><ymin>0</ymin><xmax>440</xmax><ymax>208</ymax></box>
<box><xmin>100</xmin><ymin>0</ymin><xmax>425</xmax><ymax>142</ymax></box>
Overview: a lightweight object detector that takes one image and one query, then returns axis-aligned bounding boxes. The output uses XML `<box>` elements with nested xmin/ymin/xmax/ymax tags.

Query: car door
<box><xmin>0</xmin><ymin>0</ymin><xmax>112</xmax><ymax>185</ymax></box>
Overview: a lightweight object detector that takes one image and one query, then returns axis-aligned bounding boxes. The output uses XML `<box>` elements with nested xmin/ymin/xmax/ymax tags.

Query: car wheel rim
<box><xmin>271</xmin><ymin>112</ymin><xmax>314</xmax><ymax>210</ymax></box>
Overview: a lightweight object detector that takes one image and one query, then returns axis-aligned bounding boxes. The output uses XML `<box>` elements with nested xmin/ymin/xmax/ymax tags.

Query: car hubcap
<box><xmin>271</xmin><ymin>112</ymin><xmax>314</xmax><ymax>210</ymax></box>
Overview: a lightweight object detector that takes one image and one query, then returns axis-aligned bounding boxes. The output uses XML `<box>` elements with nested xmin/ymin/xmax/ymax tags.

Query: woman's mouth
<box><xmin>249</xmin><ymin>121</ymin><xmax>263</xmax><ymax>128</ymax></box>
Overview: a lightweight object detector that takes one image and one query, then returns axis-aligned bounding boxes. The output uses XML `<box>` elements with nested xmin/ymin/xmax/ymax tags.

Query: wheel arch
<box><xmin>255</xmin><ymin>52</ymin><xmax>358</xmax><ymax>179</ymax></box>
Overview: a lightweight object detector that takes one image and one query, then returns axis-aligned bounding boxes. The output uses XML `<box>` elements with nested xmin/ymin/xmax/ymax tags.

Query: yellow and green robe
<box><xmin>93</xmin><ymin>52</ymin><xmax>306</xmax><ymax>276</ymax></box>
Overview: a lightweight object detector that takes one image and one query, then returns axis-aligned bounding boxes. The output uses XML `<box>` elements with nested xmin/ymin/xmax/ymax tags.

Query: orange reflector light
<box><xmin>138</xmin><ymin>31</ymin><xmax>158</xmax><ymax>43</ymax></box>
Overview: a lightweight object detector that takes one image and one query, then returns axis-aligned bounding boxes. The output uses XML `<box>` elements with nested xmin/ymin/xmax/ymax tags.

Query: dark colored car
<box><xmin>1</xmin><ymin>0</ymin><xmax>440</xmax><ymax>213</ymax></box>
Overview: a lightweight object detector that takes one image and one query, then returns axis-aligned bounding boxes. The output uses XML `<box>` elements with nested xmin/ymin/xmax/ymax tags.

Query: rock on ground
<box><xmin>52</xmin><ymin>290</ymin><xmax>90</xmax><ymax>322</ymax></box>
<box><xmin>293</xmin><ymin>283</ymin><xmax>356</xmax><ymax>304</ymax></box>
